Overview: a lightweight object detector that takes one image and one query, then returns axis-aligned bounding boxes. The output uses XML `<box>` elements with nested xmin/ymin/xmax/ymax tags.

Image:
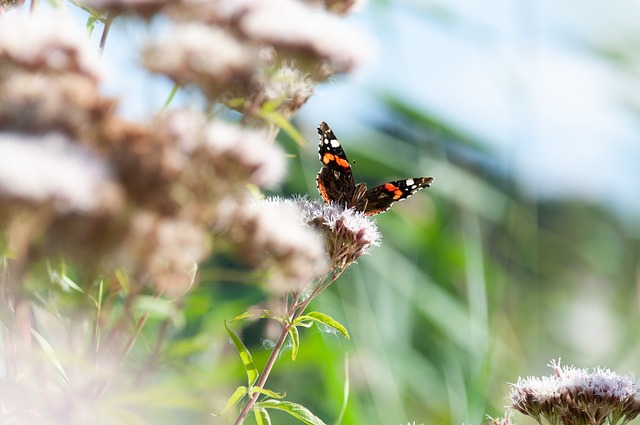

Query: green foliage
<box><xmin>225</xmin><ymin>320</ymin><xmax>260</xmax><ymax>387</ymax></box>
<box><xmin>256</xmin><ymin>400</ymin><xmax>328</xmax><ymax>425</ymax></box>
<box><xmin>294</xmin><ymin>312</ymin><xmax>350</xmax><ymax>340</ymax></box>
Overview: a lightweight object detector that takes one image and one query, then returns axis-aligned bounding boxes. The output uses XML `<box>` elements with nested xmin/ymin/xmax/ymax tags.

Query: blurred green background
<box><xmin>56</xmin><ymin>1</ymin><xmax>640</xmax><ymax>424</ymax></box>
<box><xmin>261</xmin><ymin>2</ymin><xmax>640</xmax><ymax>424</ymax></box>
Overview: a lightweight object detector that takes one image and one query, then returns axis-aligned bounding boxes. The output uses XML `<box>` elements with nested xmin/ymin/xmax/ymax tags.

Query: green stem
<box><xmin>233</xmin><ymin>271</ymin><xmax>343</xmax><ymax>424</ymax></box>
<box><xmin>161</xmin><ymin>83</ymin><xmax>179</xmax><ymax>111</ymax></box>
<box><xmin>233</xmin><ymin>320</ymin><xmax>291</xmax><ymax>425</ymax></box>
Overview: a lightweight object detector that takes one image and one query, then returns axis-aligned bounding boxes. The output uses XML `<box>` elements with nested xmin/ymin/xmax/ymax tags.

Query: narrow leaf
<box><xmin>257</xmin><ymin>400</ymin><xmax>327</xmax><ymax>425</ymax></box>
<box><xmin>254</xmin><ymin>407</ymin><xmax>272</xmax><ymax>425</ymax></box>
<box><xmin>31</xmin><ymin>329</ymin><xmax>69</xmax><ymax>387</ymax></box>
<box><xmin>289</xmin><ymin>326</ymin><xmax>300</xmax><ymax>361</ymax></box>
<box><xmin>224</xmin><ymin>320</ymin><xmax>259</xmax><ymax>386</ymax></box>
<box><xmin>295</xmin><ymin>312</ymin><xmax>350</xmax><ymax>340</ymax></box>
<box><xmin>231</xmin><ymin>310</ymin><xmax>273</xmax><ymax>323</ymax></box>
<box><xmin>250</xmin><ymin>387</ymin><xmax>286</xmax><ymax>399</ymax></box>
<box><xmin>217</xmin><ymin>386</ymin><xmax>248</xmax><ymax>415</ymax></box>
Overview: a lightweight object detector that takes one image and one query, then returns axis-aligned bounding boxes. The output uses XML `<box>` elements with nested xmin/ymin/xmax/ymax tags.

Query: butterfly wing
<box><xmin>358</xmin><ymin>177</ymin><xmax>434</xmax><ymax>216</ymax></box>
<box><xmin>316</xmin><ymin>121</ymin><xmax>356</xmax><ymax>205</ymax></box>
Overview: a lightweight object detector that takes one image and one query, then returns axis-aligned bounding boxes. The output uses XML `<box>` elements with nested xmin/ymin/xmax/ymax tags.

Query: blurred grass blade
<box><xmin>333</xmin><ymin>353</ymin><xmax>350</xmax><ymax>425</ymax></box>
<box><xmin>31</xmin><ymin>329</ymin><xmax>69</xmax><ymax>388</ymax></box>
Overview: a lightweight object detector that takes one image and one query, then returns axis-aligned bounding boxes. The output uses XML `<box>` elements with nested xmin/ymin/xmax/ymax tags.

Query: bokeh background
<box><xmin>286</xmin><ymin>2</ymin><xmax>640</xmax><ymax>423</ymax></box>
<box><xmin>20</xmin><ymin>1</ymin><xmax>640</xmax><ymax>424</ymax></box>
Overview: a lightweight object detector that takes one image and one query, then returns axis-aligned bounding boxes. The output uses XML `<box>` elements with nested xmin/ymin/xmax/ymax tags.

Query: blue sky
<box><xmin>60</xmin><ymin>0</ymin><xmax>640</xmax><ymax>221</ymax></box>
<box><xmin>301</xmin><ymin>1</ymin><xmax>640</xmax><ymax>221</ymax></box>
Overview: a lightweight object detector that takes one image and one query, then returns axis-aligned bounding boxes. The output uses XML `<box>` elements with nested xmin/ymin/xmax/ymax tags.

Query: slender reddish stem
<box><xmin>232</xmin><ymin>270</ymin><xmax>343</xmax><ymax>424</ymax></box>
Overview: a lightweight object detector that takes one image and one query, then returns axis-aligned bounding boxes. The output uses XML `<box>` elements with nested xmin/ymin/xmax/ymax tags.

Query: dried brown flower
<box><xmin>142</xmin><ymin>24</ymin><xmax>258</xmax><ymax>100</ymax></box>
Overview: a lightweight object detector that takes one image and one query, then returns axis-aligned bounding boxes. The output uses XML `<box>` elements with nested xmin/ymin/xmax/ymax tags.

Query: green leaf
<box><xmin>259</xmin><ymin>111</ymin><xmax>307</xmax><ymax>146</ymax></box>
<box><xmin>86</xmin><ymin>15</ymin><xmax>99</xmax><ymax>36</ymax></box>
<box><xmin>250</xmin><ymin>387</ymin><xmax>286</xmax><ymax>399</ymax></box>
<box><xmin>134</xmin><ymin>295</ymin><xmax>185</xmax><ymax>329</ymax></box>
<box><xmin>47</xmin><ymin>263</ymin><xmax>84</xmax><ymax>293</ymax></box>
<box><xmin>218</xmin><ymin>386</ymin><xmax>248</xmax><ymax>415</ymax></box>
<box><xmin>257</xmin><ymin>400</ymin><xmax>327</xmax><ymax>425</ymax></box>
<box><xmin>254</xmin><ymin>407</ymin><xmax>272</xmax><ymax>425</ymax></box>
<box><xmin>31</xmin><ymin>329</ymin><xmax>69</xmax><ymax>388</ymax></box>
<box><xmin>294</xmin><ymin>312</ymin><xmax>350</xmax><ymax>340</ymax></box>
<box><xmin>115</xmin><ymin>269</ymin><xmax>131</xmax><ymax>293</ymax></box>
<box><xmin>231</xmin><ymin>310</ymin><xmax>274</xmax><ymax>323</ymax></box>
<box><xmin>224</xmin><ymin>320</ymin><xmax>259</xmax><ymax>386</ymax></box>
<box><xmin>289</xmin><ymin>326</ymin><xmax>300</xmax><ymax>361</ymax></box>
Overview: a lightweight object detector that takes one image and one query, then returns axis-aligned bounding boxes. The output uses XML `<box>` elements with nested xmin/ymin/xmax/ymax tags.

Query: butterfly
<box><xmin>316</xmin><ymin>121</ymin><xmax>433</xmax><ymax>216</ymax></box>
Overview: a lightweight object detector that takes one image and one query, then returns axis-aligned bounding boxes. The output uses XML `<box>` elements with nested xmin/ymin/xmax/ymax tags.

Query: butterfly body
<box><xmin>316</xmin><ymin>121</ymin><xmax>433</xmax><ymax>216</ymax></box>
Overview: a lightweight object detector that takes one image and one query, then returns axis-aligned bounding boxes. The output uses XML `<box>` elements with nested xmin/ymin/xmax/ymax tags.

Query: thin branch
<box><xmin>99</xmin><ymin>11</ymin><xmax>116</xmax><ymax>52</ymax></box>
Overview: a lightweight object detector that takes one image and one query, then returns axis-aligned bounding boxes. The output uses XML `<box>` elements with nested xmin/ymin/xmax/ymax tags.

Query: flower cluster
<box><xmin>103</xmin><ymin>0</ymin><xmax>373</xmax><ymax>123</ymax></box>
<box><xmin>228</xmin><ymin>199</ymin><xmax>329</xmax><ymax>293</ymax></box>
<box><xmin>509</xmin><ymin>359</ymin><xmax>640</xmax><ymax>425</ymax></box>
<box><xmin>0</xmin><ymin>2</ymin><xmax>377</xmax><ymax>425</ymax></box>
<box><xmin>0</xmin><ymin>0</ymin><xmax>375</xmax><ymax>297</ymax></box>
<box><xmin>296</xmin><ymin>197</ymin><xmax>381</xmax><ymax>271</ymax></box>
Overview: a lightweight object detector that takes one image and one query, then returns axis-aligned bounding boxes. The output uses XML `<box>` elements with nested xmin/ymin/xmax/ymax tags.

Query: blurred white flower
<box><xmin>235</xmin><ymin>198</ymin><xmax>329</xmax><ymax>293</ymax></box>
<box><xmin>142</xmin><ymin>24</ymin><xmax>257</xmax><ymax>98</ymax></box>
<box><xmin>205</xmin><ymin>120</ymin><xmax>287</xmax><ymax>188</ymax></box>
<box><xmin>0</xmin><ymin>133</ymin><xmax>121</xmax><ymax>213</ymax></box>
<box><xmin>239</xmin><ymin>0</ymin><xmax>374</xmax><ymax>73</ymax></box>
<box><xmin>0</xmin><ymin>12</ymin><xmax>104</xmax><ymax>80</ymax></box>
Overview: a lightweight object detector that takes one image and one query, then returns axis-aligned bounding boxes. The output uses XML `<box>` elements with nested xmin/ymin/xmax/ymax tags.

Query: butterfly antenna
<box><xmin>351</xmin><ymin>159</ymin><xmax>363</xmax><ymax>181</ymax></box>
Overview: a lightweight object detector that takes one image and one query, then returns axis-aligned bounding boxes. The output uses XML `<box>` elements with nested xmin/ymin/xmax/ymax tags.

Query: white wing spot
<box><xmin>330</xmin><ymin>139</ymin><xmax>341</xmax><ymax>148</ymax></box>
<box><xmin>405</xmin><ymin>179</ymin><xmax>414</xmax><ymax>186</ymax></box>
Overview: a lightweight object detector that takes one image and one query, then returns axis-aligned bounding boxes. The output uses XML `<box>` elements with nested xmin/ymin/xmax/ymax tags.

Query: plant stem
<box><xmin>99</xmin><ymin>11</ymin><xmax>115</xmax><ymax>52</ymax></box>
<box><xmin>233</xmin><ymin>270</ymin><xmax>343</xmax><ymax>424</ymax></box>
<box><xmin>233</xmin><ymin>320</ymin><xmax>291</xmax><ymax>425</ymax></box>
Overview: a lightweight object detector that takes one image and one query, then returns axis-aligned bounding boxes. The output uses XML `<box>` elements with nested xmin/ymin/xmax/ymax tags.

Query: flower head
<box><xmin>142</xmin><ymin>24</ymin><xmax>258</xmax><ymax>99</ymax></box>
<box><xmin>509</xmin><ymin>359</ymin><xmax>640</xmax><ymax>425</ymax></box>
<box><xmin>0</xmin><ymin>13</ymin><xmax>103</xmax><ymax>79</ymax></box>
<box><xmin>0</xmin><ymin>133</ymin><xmax>122</xmax><ymax>214</ymax></box>
<box><xmin>0</xmin><ymin>13</ymin><xmax>114</xmax><ymax>139</ymax></box>
<box><xmin>229</xmin><ymin>198</ymin><xmax>329</xmax><ymax>293</ymax></box>
<box><xmin>296</xmin><ymin>197</ymin><xmax>381</xmax><ymax>271</ymax></box>
<box><xmin>113</xmin><ymin>211</ymin><xmax>209</xmax><ymax>296</ymax></box>
<box><xmin>238</xmin><ymin>0</ymin><xmax>373</xmax><ymax>76</ymax></box>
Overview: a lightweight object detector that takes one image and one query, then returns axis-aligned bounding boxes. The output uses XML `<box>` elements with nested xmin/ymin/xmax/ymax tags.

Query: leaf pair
<box><xmin>221</xmin><ymin>310</ymin><xmax>350</xmax><ymax>424</ymax></box>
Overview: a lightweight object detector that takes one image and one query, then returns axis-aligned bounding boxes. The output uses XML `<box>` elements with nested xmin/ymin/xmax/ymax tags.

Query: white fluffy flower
<box><xmin>239</xmin><ymin>0</ymin><xmax>374</xmax><ymax>73</ymax></box>
<box><xmin>143</xmin><ymin>23</ymin><xmax>257</xmax><ymax>97</ymax></box>
<box><xmin>0</xmin><ymin>133</ymin><xmax>121</xmax><ymax>213</ymax></box>
<box><xmin>0</xmin><ymin>12</ymin><xmax>104</xmax><ymax>80</ymax></box>
<box><xmin>236</xmin><ymin>198</ymin><xmax>329</xmax><ymax>293</ymax></box>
